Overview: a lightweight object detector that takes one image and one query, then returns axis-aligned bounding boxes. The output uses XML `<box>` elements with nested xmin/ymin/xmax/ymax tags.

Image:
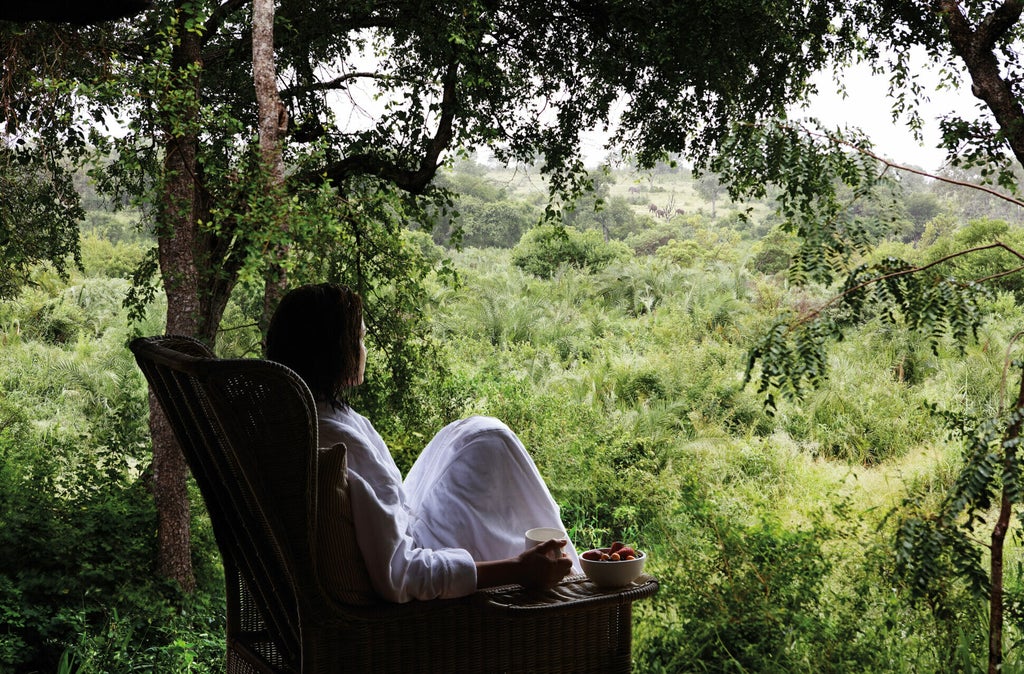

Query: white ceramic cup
<box><xmin>524</xmin><ymin>527</ymin><xmax>568</xmax><ymax>556</ymax></box>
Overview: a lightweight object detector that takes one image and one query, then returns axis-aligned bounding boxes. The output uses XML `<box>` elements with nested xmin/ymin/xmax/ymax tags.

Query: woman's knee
<box><xmin>451</xmin><ymin>417</ymin><xmax>524</xmax><ymax>459</ymax></box>
<box><xmin>462</xmin><ymin>415</ymin><xmax>511</xmax><ymax>434</ymax></box>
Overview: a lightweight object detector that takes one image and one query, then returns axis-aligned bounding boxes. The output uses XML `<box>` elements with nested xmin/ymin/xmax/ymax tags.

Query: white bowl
<box><xmin>580</xmin><ymin>549</ymin><xmax>646</xmax><ymax>588</ymax></box>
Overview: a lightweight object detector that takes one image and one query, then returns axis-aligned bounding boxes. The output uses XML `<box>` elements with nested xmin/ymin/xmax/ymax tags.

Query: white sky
<box><xmin>797</xmin><ymin>62</ymin><xmax>977</xmax><ymax>174</ymax></box>
<box><xmin>576</xmin><ymin>60</ymin><xmax>981</xmax><ymax>174</ymax></box>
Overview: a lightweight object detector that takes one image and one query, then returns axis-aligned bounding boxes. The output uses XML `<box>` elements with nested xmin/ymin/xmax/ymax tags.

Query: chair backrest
<box><xmin>130</xmin><ymin>336</ymin><xmax>323</xmax><ymax>672</ymax></box>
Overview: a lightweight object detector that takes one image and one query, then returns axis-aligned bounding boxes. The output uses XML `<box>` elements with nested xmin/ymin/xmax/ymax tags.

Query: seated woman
<box><xmin>266</xmin><ymin>283</ymin><xmax>579</xmax><ymax>603</ymax></box>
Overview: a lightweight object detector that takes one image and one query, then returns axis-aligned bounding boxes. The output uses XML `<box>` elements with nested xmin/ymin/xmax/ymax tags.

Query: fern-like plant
<box><xmin>741</xmin><ymin>135</ymin><xmax>1024</xmax><ymax>670</ymax></box>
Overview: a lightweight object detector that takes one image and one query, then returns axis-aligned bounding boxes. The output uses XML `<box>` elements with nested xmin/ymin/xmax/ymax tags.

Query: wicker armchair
<box><xmin>130</xmin><ymin>335</ymin><xmax>658</xmax><ymax>673</ymax></box>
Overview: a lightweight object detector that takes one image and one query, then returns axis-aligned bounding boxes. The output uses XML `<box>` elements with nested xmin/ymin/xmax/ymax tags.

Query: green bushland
<box><xmin>0</xmin><ymin>279</ymin><xmax>224</xmax><ymax>673</ymax></box>
<box><xmin>4</xmin><ymin>164</ymin><xmax>1024</xmax><ymax>672</ymax></box>
<box><xmin>511</xmin><ymin>223</ymin><xmax>633</xmax><ymax>278</ymax></box>
<box><xmin>435</xmin><ymin>243</ymin><xmax>1023</xmax><ymax>673</ymax></box>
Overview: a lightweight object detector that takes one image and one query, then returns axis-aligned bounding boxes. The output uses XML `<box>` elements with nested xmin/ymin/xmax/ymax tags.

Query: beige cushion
<box><xmin>315</xmin><ymin>442</ymin><xmax>377</xmax><ymax>605</ymax></box>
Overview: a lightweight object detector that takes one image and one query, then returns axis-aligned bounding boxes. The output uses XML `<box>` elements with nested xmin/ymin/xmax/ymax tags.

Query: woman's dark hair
<box><xmin>265</xmin><ymin>283</ymin><xmax>363</xmax><ymax>405</ymax></box>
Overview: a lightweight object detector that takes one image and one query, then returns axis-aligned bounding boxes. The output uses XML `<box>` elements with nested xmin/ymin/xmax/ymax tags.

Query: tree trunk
<box><xmin>990</xmin><ymin>492</ymin><xmax>1010</xmax><ymax>674</ymax></box>
<box><xmin>252</xmin><ymin>0</ymin><xmax>289</xmax><ymax>337</ymax></box>
<box><xmin>990</xmin><ymin>367</ymin><xmax>1024</xmax><ymax>673</ymax></box>
<box><xmin>148</xmin><ymin>394</ymin><xmax>194</xmax><ymax>593</ymax></box>
<box><xmin>937</xmin><ymin>1</ymin><xmax>1024</xmax><ymax>167</ymax></box>
<box><xmin>147</xmin><ymin>2</ymin><xmax>259</xmax><ymax>592</ymax></box>
<box><xmin>150</xmin><ymin>17</ymin><xmax>205</xmax><ymax>595</ymax></box>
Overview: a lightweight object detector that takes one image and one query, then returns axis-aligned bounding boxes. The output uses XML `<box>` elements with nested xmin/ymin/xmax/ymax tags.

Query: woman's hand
<box><xmin>516</xmin><ymin>539</ymin><xmax>574</xmax><ymax>589</ymax></box>
<box><xmin>475</xmin><ymin>539</ymin><xmax>573</xmax><ymax>590</ymax></box>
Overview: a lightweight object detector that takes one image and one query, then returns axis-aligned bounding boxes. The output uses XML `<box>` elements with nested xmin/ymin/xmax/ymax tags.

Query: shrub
<box><xmin>598</xmin><ymin>258</ymin><xmax>703</xmax><ymax>318</ymax></box>
<box><xmin>780</xmin><ymin>381</ymin><xmax>937</xmax><ymax>465</ymax></box>
<box><xmin>0</xmin><ymin>294</ymin><xmax>224</xmax><ymax>672</ymax></box>
<box><xmin>922</xmin><ymin>218</ymin><xmax>1024</xmax><ymax>301</ymax></box>
<box><xmin>748</xmin><ymin>226</ymin><xmax>799</xmax><ymax>276</ymax></box>
<box><xmin>460</xmin><ymin>199</ymin><xmax>537</xmax><ymax>248</ymax></box>
<box><xmin>511</xmin><ymin>224</ymin><xmax>631</xmax><ymax>278</ymax></box>
<box><xmin>79</xmin><ymin>211</ymin><xmax>150</xmax><ymax>245</ymax></box>
<box><xmin>654</xmin><ymin>239</ymin><xmax>702</xmax><ymax>267</ymax></box>
<box><xmin>79</xmin><ymin>233</ymin><xmax>150</xmax><ymax>279</ymax></box>
<box><xmin>635</xmin><ymin>512</ymin><xmax>835</xmax><ymax>673</ymax></box>
<box><xmin>0</xmin><ymin>396</ymin><xmax>207</xmax><ymax>672</ymax></box>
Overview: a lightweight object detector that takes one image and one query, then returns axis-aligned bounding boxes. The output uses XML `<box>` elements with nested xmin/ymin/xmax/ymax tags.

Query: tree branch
<box><xmin>792</xmin><ymin>241</ymin><xmax>1024</xmax><ymax>328</ymax></box>
<box><xmin>934</xmin><ymin>1</ymin><xmax>973</xmax><ymax>53</ymax></box>
<box><xmin>204</xmin><ymin>0</ymin><xmax>251</xmax><ymax>43</ymax></box>
<box><xmin>797</xmin><ymin>122</ymin><xmax>1024</xmax><ymax>210</ymax></box>
<box><xmin>279</xmin><ymin>72</ymin><xmax>410</xmax><ymax>98</ymax></box>
<box><xmin>976</xmin><ymin>0</ymin><xmax>1024</xmax><ymax>51</ymax></box>
<box><xmin>975</xmin><ymin>264</ymin><xmax>1024</xmax><ymax>285</ymax></box>
<box><xmin>934</xmin><ymin>0</ymin><xmax>1024</xmax><ymax>166</ymax></box>
<box><xmin>861</xmin><ymin>145</ymin><xmax>1024</xmax><ymax>209</ymax></box>
<box><xmin>314</xmin><ymin>59</ymin><xmax>460</xmax><ymax>194</ymax></box>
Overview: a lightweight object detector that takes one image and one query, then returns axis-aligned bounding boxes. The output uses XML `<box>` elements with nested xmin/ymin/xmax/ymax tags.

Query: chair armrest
<box><xmin>306</xmin><ymin>573</ymin><xmax>659</xmax><ymax>673</ymax></box>
<box><xmin>476</xmin><ymin>573</ymin><xmax>659</xmax><ymax>612</ymax></box>
<box><xmin>320</xmin><ymin>573</ymin><xmax>658</xmax><ymax>624</ymax></box>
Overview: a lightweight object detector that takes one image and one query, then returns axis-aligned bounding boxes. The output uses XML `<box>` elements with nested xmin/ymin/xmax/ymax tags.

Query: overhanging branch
<box><xmin>977</xmin><ymin>0</ymin><xmax>1024</xmax><ymax>51</ymax></box>
<box><xmin>797</xmin><ymin>122</ymin><xmax>1024</xmax><ymax>210</ymax></box>
<box><xmin>313</xmin><ymin>59</ymin><xmax>460</xmax><ymax>194</ymax></box>
<box><xmin>793</xmin><ymin>241</ymin><xmax>1024</xmax><ymax>329</ymax></box>
<box><xmin>280</xmin><ymin>72</ymin><xmax>411</xmax><ymax>98</ymax></box>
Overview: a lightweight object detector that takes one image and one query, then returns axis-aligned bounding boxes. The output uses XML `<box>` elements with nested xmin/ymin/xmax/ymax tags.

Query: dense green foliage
<box><xmin>7</xmin><ymin>2</ymin><xmax>1024</xmax><ymax>670</ymax></box>
<box><xmin>511</xmin><ymin>224</ymin><xmax>631</xmax><ymax>278</ymax></box>
<box><xmin>0</xmin><ymin>278</ymin><xmax>224</xmax><ymax>672</ymax></box>
<box><xmin>4</xmin><ymin>160</ymin><xmax>1024</xmax><ymax>671</ymax></box>
<box><xmin>8</xmin><ymin>0</ymin><xmax>1024</xmax><ymax>615</ymax></box>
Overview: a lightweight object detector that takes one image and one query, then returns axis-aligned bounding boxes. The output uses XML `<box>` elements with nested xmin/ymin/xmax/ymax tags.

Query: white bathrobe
<box><xmin>317</xmin><ymin>403</ymin><xmax>581</xmax><ymax>603</ymax></box>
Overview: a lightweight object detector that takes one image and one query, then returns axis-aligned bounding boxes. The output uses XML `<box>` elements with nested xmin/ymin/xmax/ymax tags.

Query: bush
<box><xmin>594</xmin><ymin>260</ymin><xmax>686</xmax><ymax>317</ymax></box>
<box><xmin>511</xmin><ymin>224</ymin><xmax>631</xmax><ymax>278</ymax></box>
<box><xmin>0</xmin><ymin>289</ymin><xmax>224</xmax><ymax>673</ymax></box>
<box><xmin>460</xmin><ymin>199</ymin><xmax>538</xmax><ymax>248</ymax></box>
<box><xmin>79</xmin><ymin>233</ymin><xmax>150</xmax><ymax>279</ymax></box>
<box><xmin>635</xmin><ymin>512</ymin><xmax>835</xmax><ymax>673</ymax></box>
<box><xmin>0</xmin><ymin>389</ymin><xmax>219</xmax><ymax>672</ymax></box>
<box><xmin>922</xmin><ymin>217</ymin><xmax>1024</xmax><ymax>301</ymax></box>
<box><xmin>80</xmin><ymin>211</ymin><xmax>150</xmax><ymax>245</ymax></box>
<box><xmin>748</xmin><ymin>227</ymin><xmax>799</xmax><ymax>276</ymax></box>
<box><xmin>654</xmin><ymin>239</ymin><xmax>702</xmax><ymax>267</ymax></box>
<box><xmin>5</xmin><ymin>175</ymin><xmax>1014</xmax><ymax>673</ymax></box>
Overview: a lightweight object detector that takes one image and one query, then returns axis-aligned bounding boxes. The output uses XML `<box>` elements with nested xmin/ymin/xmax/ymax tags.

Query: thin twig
<box><xmin>796</xmin><ymin>122</ymin><xmax>1024</xmax><ymax>210</ymax></box>
<box><xmin>217</xmin><ymin>321</ymin><xmax>259</xmax><ymax>333</ymax></box>
<box><xmin>792</xmin><ymin>241</ymin><xmax>1024</xmax><ymax>327</ymax></box>
<box><xmin>280</xmin><ymin>71</ymin><xmax>410</xmax><ymax>98</ymax></box>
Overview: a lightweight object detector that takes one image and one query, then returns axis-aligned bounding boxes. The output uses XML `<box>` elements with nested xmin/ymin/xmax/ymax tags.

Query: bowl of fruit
<box><xmin>580</xmin><ymin>542</ymin><xmax>646</xmax><ymax>588</ymax></box>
